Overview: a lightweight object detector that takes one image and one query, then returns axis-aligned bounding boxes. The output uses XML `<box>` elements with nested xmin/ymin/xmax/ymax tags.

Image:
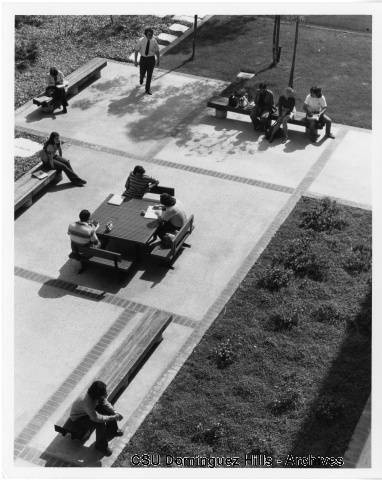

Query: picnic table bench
<box><xmin>14</xmin><ymin>162</ymin><xmax>62</xmax><ymax>212</ymax></box>
<box><xmin>68</xmin><ymin>245</ymin><xmax>135</xmax><ymax>276</ymax></box>
<box><xmin>150</xmin><ymin>215</ymin><xmax>194</xmax><ymax>266</ymax></box>
<box><xmin>54</xmin><ymin>310</ymin><xmax>173</xmax><ymax>441</ymax></box>
<box><xmin>33</xmin><ymin>57</ymin><xmax>107</xmax><ymax>113</ymax></box>
<box><xmin>207</xmin><ymin>96</ymin><xmax>323</xmax><ymax>132</ymax></box>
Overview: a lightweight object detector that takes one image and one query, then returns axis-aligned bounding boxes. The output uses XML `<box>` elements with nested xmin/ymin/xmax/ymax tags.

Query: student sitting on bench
<box><xmin>69</xmin><ymin>381</ymin><xmax>123</xmax><ymax>457</ymax></box>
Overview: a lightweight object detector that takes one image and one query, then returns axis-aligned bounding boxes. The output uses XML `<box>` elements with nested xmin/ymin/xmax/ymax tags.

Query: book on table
<box><xmin>107</xmin><ymin>195</ymin><xmax>124</xmax><ymax>206</ymax></box>
<box><xmin>145</xmin><ymin>206</ymin><xmax>160</xmax><ymax>219</ymax></box>
<box><xmin>32</xmin><ymin>170</ymin><xmax>48</xmax><ymax>180</ymax></box>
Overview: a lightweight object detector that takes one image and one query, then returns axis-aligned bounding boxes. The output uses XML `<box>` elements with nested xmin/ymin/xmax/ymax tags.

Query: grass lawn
<box><xmin>160</xmin><ymin>15</ymin><xmax>371</xmax><ymax>129</ymax></box>
<box><xmin>14</xmin><ymin>15</ymin><xmax>174</xmax><ymax>108</ymax></box>
<box><xmin>115</xmin><ymin>197</ymin><xmax>371</xmax><ymax>467</ymax></box>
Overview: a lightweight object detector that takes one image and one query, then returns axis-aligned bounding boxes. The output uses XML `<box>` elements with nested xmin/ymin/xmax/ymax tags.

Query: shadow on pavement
<box><xmin>40</xmin><ymin>435</ymin><xmax>103</xmax><ymax>467</ymax></box>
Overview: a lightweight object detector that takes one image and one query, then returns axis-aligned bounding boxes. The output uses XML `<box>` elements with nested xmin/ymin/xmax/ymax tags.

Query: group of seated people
<box><xmin>68</xmin><ymin>164</ymin><xmax>187</xmax><ymax>253</ymax></box>
<box><xmin>229</xmin><ymin>83</ymin><xmax>335</xmax><ymax>143</ymax></box>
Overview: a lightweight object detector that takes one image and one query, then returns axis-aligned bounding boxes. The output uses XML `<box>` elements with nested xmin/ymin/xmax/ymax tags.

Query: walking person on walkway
<box><xmin>70</xmin><ymin>381</ymin><xmax>124</xmax><ymax>457</ymax></box>
<box><xmin>45</xmin><ymin>67</ymin><xmax>69</xmax><ymax>113</ymax></box>
<box><xmin>134</xmin><ymin>27</ymin><xmax>160</xmax><ymax>95</ymax></box>
<box><xmin>40</xmin><ymin>132</ymin><xmax>86</xmax><ymax>186</ymax></box>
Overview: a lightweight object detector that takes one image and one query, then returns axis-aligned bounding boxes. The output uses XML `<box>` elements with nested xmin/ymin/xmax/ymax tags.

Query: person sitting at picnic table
<box><xmin>122</xmin><ymin>165</ymin><xmax>159</xmax><ymax>199</ymax></box>
<box><xmin>268</xmin><ymin>87</ymin><xmax>296</xmax><ymax>143</ymax></box>
<box><xmin>41</xmin><ymin>132</ymin><xmax>86</xmax><ymax>186</ymax></box>
<box><xmin>45</xmin><ymin>66</ymin><xmax>69</xmax><ymax>113</ymax></box>
<box><xmin>150</xmin><ymin>193</ymin><xmax>187</xmax><ymax>244</ymax></box>
<box><xmin>303</xmin><ymin>86</ymin><xmax>335</xmax><ymax>141</ymax></box>
<box><xmin>250</xmin><ymin>83</ymin><xmax>275</xmax><ymax>131</ymax></box>
<box><xmin>69</xmin><ymin>381</ymin><xmax>124</xmax><ymax>457</ymax></box>
<box><xmin>68</xmin><ymin>209</ymin><xmax>100</xmax><ymax>255</ymax></box>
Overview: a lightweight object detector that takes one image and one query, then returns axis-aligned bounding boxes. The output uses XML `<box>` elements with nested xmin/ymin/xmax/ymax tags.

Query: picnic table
<box><xmin>92</xmin><ymin>194</ymin><xmax>161</xmax><ymax>256</ymax></box>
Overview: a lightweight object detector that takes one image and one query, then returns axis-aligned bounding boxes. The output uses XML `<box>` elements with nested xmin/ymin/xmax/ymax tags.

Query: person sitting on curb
<box><xmin>249</xmin><ymin>83</ymin><xmax>275</xmax><ymax>131</ymax></box>
<box><xmin>41</xmin><ymin>132</ymin><xmax>86</xmax><ymax>186</ymax></box>
<box><xmin>45</xmin><ymin>66</ymin><xmax>69</xmax><ymax>114</ymax></box>
<box><xmin>122</xmin><ymin>165</ymin><xmax>159</xmax><ymax>199</ymax></box>
<box><xmin>149</xmin><ymin>193</ymin><xmax>187</xmax><ymax>245</ymax></box>
<box><xmin>269</xmin><ymin>87</ymin><xmax>296</xmax><ymax>143</ymax></box>
<box><xmin>68</xmin><ymin>209</ymin><xmax>100</xmax><ymax>256</ymax></box>
<box><xmin>69</xmin><ymin>381</ymin><xmax>124</xmax><ymax>457</ymax></box>
<box><xmin>303</xmin><ymin>86</ymin><xmax>335</xmax><ymax>141</ymax></box>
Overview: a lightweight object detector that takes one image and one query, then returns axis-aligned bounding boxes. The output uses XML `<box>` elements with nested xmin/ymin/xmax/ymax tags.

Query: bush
<box><xmin>343</xmin><ymin>242</ymin><xmax>372</xmax><ymax>274</ymax></box>
<box><xmin>15</xmin><ymin>15</ymin><xmax>44</xmax><ymax>28</ymax></box>
<box><xmin>300</xmin><ymin>197</ymin><xmax>347</xmax><ymax>232</ymax></box>
<box><xmin>213</xmin><ymin>338</ymin><xmax>237</xmax><ymax>369</ymax></box>
<box><xmin>278</xmin><ymin>235</ymin><xmax>329</xmax><ymax>281</ymax></box>
<box><xmin>258</xmin><ymin>266</ymin><xmax>293</xmax><ymax>291</ymax></box>
<box><xmin>15</xmin><ymin>37</ymin><xmax>39</xmax><ymax>70</ymax></box>
<box><xmin>268</xmin><ymin>389</ymin><xmax>301</xmax><ymax>415</ymax></box>
<box><xmin>191</xmin><ymin>420</ymin><xmax>227</xmax><ymax>446</ymax></box>
<box><xmin>315</xmin><ymin>396</ymin><xmax>345</xmax><ymax>423</ymax></box>
<box><xmin>312</xmin><ymin>302</ymin><xmax>342</xmax><ymax>325</ymax></box>
<box><xmin>247</xmin><ymin>436</ymin><xmax>274</xmax><ymax>456</ymax></box>
<box><xmin>269</xmin><ymin>305</ymin><xmax>301</xmax><ymax>331</ymax></box>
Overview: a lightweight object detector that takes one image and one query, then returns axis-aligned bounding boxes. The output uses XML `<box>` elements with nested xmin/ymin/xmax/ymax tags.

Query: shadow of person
<box><xmin>282</xmin><ymin>132</ymin><xmax>311</xmax><ymax>153</ymax></box>
<box><xmin>40</xmin><ymin>434</ymin><xmax>103</xmax><ymax>467</ymax></box>
<box><xmin>25</xmin><ymin>108</ymin><xmax>58</xmax><ymax>123</ymax></box>
<box><xmin>48</xmin><ymin>182</ymin><xmax>78</xmax><ymax>192</ymax></box>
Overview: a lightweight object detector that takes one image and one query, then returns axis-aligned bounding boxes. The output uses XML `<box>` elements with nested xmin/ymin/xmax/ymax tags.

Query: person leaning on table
<box><xmin>134</xmin><ymin>27</ymin><xmax>160</xmax><ymax>95</ymax></box>
<box><xmin>68</xmin><ymin>209</ymin><xmax>100</xmax><ymax>255</ymax></box>
<box><xmin>70</xmin><ymin>381</ymin><xmax>124</xmax><ymax>457</ymax></box>
<box><xmin>153</xmin><ymin>193</ymin><xmax>187</xmax><ymax>241</ymax></box>
<box><xmin>45</xmin><ymin>66</ymin><xmax>69</xmax><ymax>113</ymax></box>
<box><xmin>122</xmin><ymin>165</ymin><xmax>159</xmax><ymax>199</ymax></box>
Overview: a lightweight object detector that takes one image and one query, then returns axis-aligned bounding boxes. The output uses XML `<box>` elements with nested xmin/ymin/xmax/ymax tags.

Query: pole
<box><xmin>289</xmin><ymin>16</ymin><xmax>300</xmax><ymax>88</ymax></box>
<box><xmin>190</xmin><ymin>15</ymin><xmax>198</xmax><ymax>60</ymax></box>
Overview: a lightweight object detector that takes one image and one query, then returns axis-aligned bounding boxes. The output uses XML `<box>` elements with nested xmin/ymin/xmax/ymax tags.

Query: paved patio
<box><xmin>13</xmin><ymin>60</ymin><xmax>371</xmax><ymax>468</ymax></box>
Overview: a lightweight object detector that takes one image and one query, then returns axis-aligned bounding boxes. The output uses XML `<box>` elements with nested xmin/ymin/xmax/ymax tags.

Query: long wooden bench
<box><xmin>14</xmin><ymin>162</ymin><xmax>62</xmax><ymax>212</ymax></box>
<box><xmin>68</xmin><ymin>245</ymin><xmax>134</xmax><ymax>276</ymax></box>
<box><xmin>207</xmin><ymin>96</ymin><xmax>323</xmax><ymax>131</ymax></box>
<box><xmin>54</xmin><ymin>310</ymin><xmax>173</xmax><ymax>441</ymax></box>
<box><xmin>33</xmin><ymin>57</ymin><xmax>107</xmax><ymax>113</ymax></box>
<box><xmin>150</xmin><ymin>215</ymin><xmax>194</xmax><ymax>266</ymax></box>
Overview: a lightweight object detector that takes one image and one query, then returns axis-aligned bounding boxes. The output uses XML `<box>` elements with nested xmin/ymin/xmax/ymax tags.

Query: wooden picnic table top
<box><xmin>91</xmin><ymin>194</ymin><xmax>160</xmax><ymax>246</ymax></box>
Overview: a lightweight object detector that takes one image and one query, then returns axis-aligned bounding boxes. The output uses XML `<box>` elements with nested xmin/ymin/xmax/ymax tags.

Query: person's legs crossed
<box><xmin>52</xmin><ymin>157</ymin><xmax>84</xmax><ymax>183</ymax></box>
<box><xmin>321</xmin><ymin>113</ymin><xmax>333</xmax><ymax>136</ymax></box>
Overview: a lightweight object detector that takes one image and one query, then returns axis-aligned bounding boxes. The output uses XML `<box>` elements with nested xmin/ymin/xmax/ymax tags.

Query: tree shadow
<box><xmin>289</xmin><ymin>282</ymin><xmax>371</xmax><ymax>460</ymax></box>
<box><xmin>107</xmin><ymin>80</ymin><xmax>220</xmax><ymax>143</ymax></box>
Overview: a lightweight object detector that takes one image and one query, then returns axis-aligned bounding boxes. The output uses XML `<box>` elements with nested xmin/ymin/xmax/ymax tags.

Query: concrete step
<box><xmin>157</xmin><ymin>33</ymin><xmax>178</xmax><ymax>45</ymax></box>
<box><xmin>169</xmin><ymin>23</ymin><xmax>189</xmax><ymax>35</ymax></box>
<box><xmin>172</xmin><ymin>15</ymin><xmax>199</xmax><ymax>26</ymax></box>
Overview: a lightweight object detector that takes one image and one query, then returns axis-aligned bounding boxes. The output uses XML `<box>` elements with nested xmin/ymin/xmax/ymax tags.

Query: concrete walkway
<box><xmin>14</xmin><ymin>60</ymin><xmax>371</xmax><ymax>468</ymax></box>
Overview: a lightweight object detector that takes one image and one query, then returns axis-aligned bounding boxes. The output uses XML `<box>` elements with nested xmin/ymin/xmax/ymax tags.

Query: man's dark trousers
<box><xmin>139</xmin><ymin>56</ymin><xmax>156</xmax><ymax>92</ymax></box>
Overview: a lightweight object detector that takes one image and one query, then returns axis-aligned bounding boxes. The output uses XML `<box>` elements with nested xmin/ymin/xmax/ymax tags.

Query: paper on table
<box><xmin>108</xmin><ymin>195</ymin><xmax>124</xmax><ymax>206</ymax></box>
<box><xmin>144</xmin><ymin>206</ymin><xmax>159</xmax><ymax>219</ymax></box>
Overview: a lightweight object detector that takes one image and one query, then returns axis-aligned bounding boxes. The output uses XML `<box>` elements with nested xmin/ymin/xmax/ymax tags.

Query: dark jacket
<box><xmin>255</xmin><ymin>89</ymin><xmax>275</xmax><ymax>112</ymax></box>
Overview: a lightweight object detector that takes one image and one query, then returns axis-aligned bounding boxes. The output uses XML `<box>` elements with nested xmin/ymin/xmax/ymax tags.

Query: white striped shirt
<box><xmin>68</xmin><ymin>221</ymin><xmax>98</xmax><ymax>246</ymax></box>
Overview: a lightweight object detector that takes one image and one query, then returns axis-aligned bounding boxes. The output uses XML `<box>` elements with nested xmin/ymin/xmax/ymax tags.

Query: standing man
<box><xmin>135</xmin><ymin>27</ymin><xmax>160</xmax><ymax>95</ymax></box>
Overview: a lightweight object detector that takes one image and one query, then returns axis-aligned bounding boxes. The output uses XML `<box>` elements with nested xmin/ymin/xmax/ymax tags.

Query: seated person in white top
<box><xmin>134</xmin><ymin>27</ymin><xmax>160</xmax><ymax>95</ymax></box>
<box><xmin>303</xmin><ymin>86</ymin><xmax>335</xmax><ymax>141</ymax></box>
<box><xmin>45</xmin><ymin>66</ymin><xmax>69</xmax><ymax>113</ymax></box>
<box><xmin>68</xmin><ymin>209</ymin><xmax>100</xmax><ymax>255</ymax></box>
<box><xmin>151</xmin><ymin>194</ymin><xmax>187</xmax><ymax>243</ymax></box>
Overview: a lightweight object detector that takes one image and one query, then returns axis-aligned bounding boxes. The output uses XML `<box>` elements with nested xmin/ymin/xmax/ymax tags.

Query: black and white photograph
<box><xmin>2</xmin><ymin>1</ymin><xmax>381</xmax><ymax>478</ymax></box>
